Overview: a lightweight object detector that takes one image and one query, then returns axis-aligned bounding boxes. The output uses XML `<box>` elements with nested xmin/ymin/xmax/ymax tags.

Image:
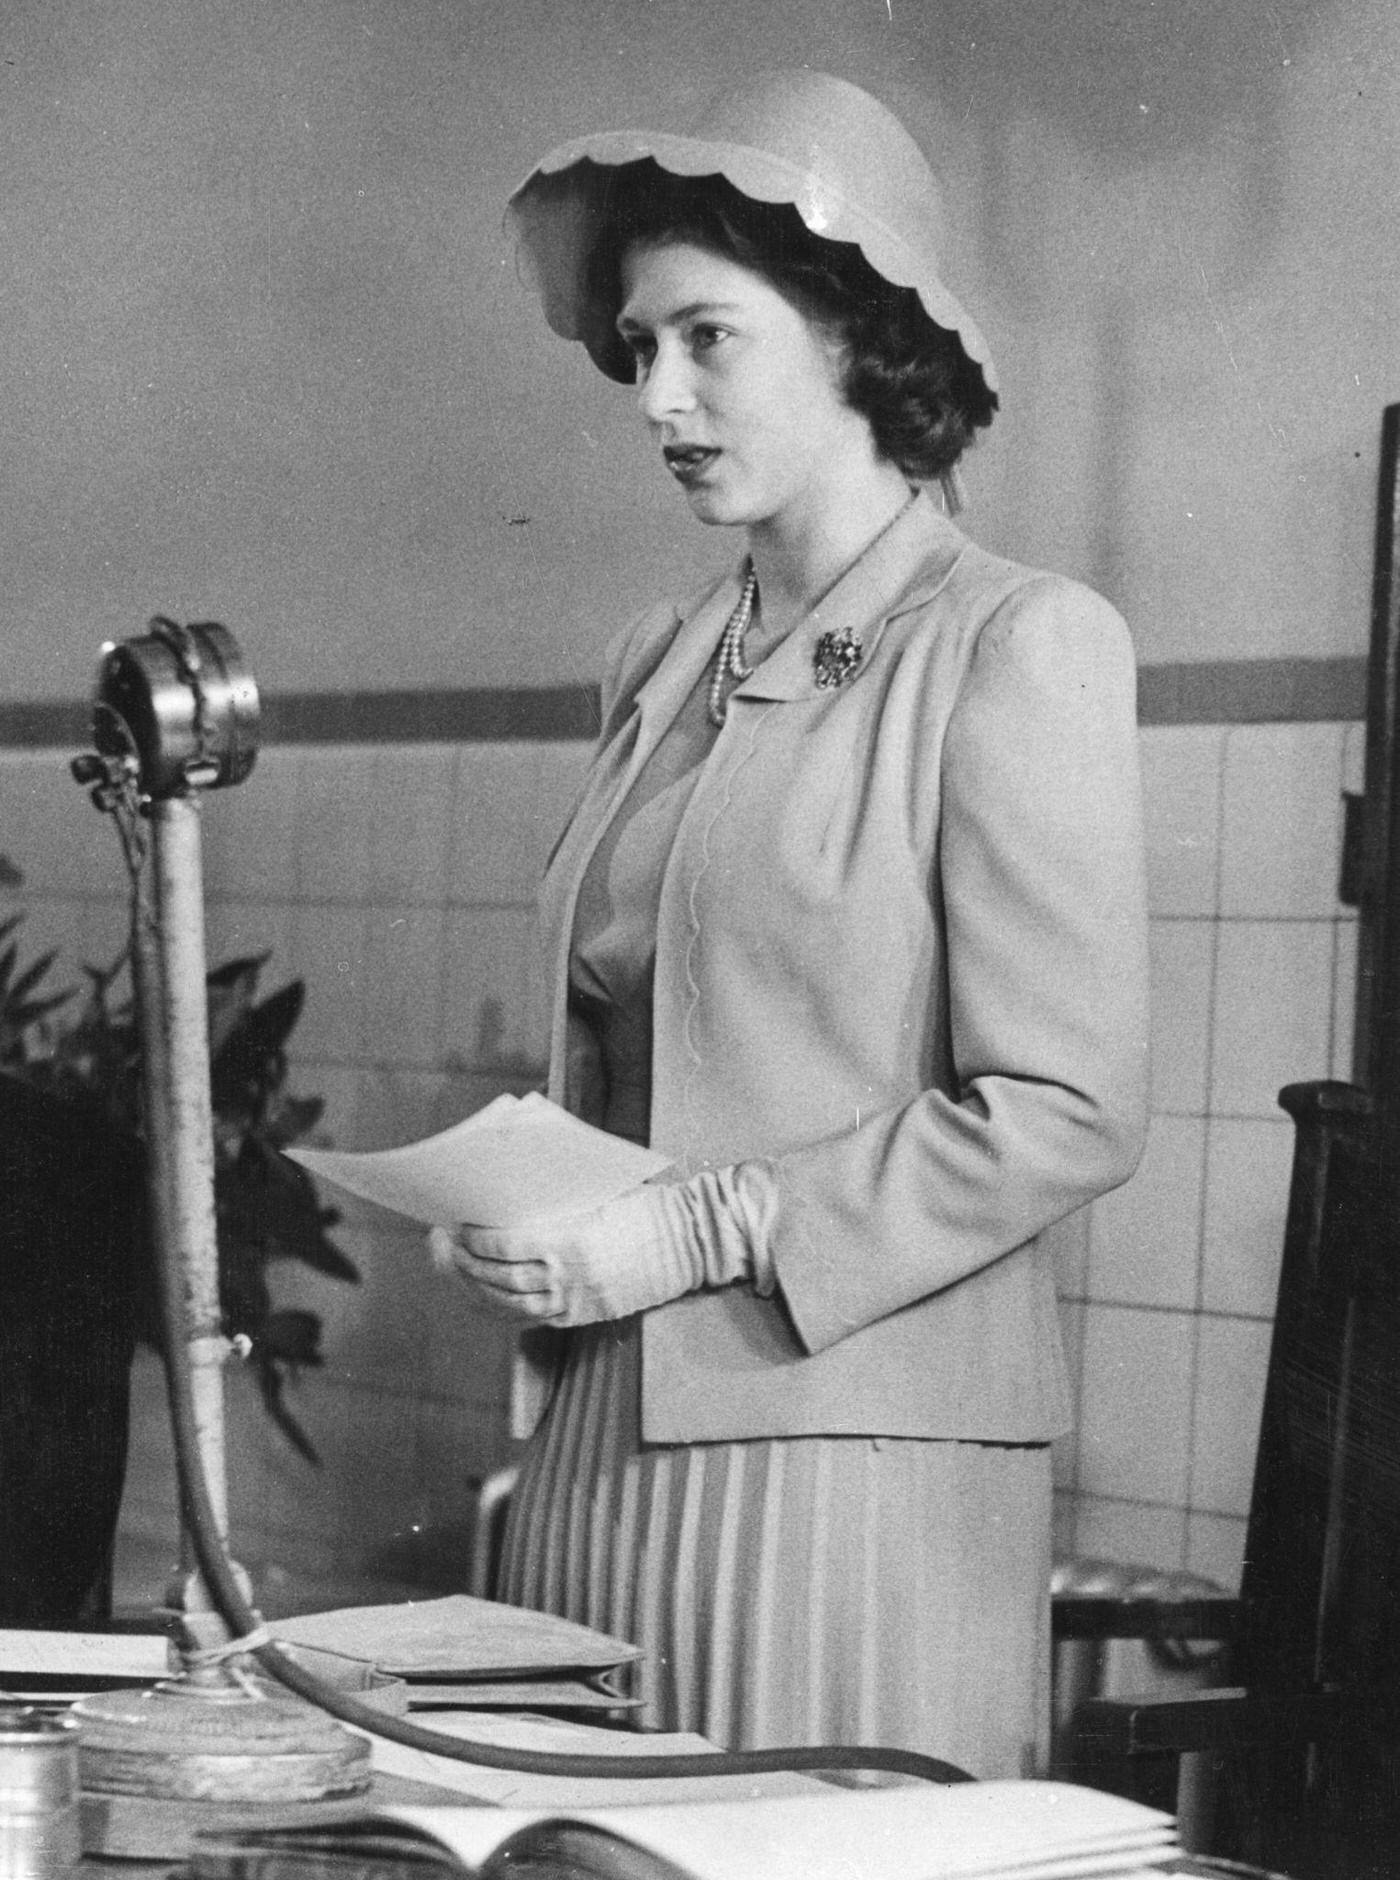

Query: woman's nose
<box><xmin>636</xmin><ymin>340</ymin><xmax>695</xmax><ymax>424</ymax></box>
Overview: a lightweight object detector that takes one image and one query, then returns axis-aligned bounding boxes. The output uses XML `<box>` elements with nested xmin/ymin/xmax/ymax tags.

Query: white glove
<box><xmin>428</xmin><ymin>1163</ymin><xmax>777</xmax><ymax>1328</ymax></box>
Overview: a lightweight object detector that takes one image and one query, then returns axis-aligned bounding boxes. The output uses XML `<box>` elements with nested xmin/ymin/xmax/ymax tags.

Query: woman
<box><xmin>438</xmin><ymin>69</ymin><xmax>1149</xmax><ymax>1780</ymax></box>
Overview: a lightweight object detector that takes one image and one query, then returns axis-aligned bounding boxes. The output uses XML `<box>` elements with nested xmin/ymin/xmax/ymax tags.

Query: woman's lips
<box><xmin>663</xmin><ymin>445</ymin><xmax>719</xmax><ymax>484</ymax></box>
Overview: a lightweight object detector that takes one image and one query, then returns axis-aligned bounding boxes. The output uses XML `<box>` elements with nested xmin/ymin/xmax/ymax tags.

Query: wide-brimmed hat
<box><xmin>506</xmin><ymin>68</ymin><xmax>997</xmax><ymax>406</ymax></box>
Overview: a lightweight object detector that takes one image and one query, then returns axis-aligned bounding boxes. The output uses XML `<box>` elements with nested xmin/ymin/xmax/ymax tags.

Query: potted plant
<box><xmin>0</xmin><ymin>871</ymin><xmax>357</xmax><ymax>1621</ymax></box>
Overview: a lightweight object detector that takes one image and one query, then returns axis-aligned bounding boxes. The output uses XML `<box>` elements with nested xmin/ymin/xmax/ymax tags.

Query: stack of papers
<box><xmin>0</xmin><ymin>1628</ymin><xmax>169</xmax><ymax>1701</ymax></box>
<box><xmin>284</xmin><ymin>1092</ymin><xmax>671</xmax><ymax>1229</ymax></box>
<box><xmin>273</xmin><ymin>1595</ymin><xmax>643</xmax><ymax>1714</ymax></box>
<box><xmin>188</xmin><ymin>1779</ymin><xmax>1180</xmax><ymax>1880</ymax></box>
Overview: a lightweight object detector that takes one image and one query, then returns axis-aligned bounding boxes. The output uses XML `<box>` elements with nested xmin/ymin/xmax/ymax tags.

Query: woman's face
<box><xmin>615</xmin><ymin>239</ymin><xmax>876</xmax><ymax>536</ymax></box>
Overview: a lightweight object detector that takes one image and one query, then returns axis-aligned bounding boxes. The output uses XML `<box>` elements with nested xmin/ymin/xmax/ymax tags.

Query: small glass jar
<box><xmin>0</xmin><ymin>1707</ymin><xmax>80</xmax><ymax>1880</ymax></box>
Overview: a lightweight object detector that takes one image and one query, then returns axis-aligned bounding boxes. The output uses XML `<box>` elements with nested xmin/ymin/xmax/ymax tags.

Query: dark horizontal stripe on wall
<box><xmin>0</xmin><ymin>685</ymin><xmax>603</xmax><ymax>751</ymax></box>
<box><xmin>260</xmin><ymin>686</ymin><xmax>602</xmax><ymax>743</ymax></box>
<box><xmin>0</xmin><ymin>657</ymin><xmax>1368</xmax><ymax>749</ymax></box>
<box><xmin>1137</xmin><ymin>656</ymin><xmax>1365</xmax><ymax>726</ymax></box>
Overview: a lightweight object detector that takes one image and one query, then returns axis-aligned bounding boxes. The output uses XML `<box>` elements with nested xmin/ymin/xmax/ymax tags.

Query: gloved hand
<box><xmin>427</xmin><ymin>1162</ymin><xmax>777</xmax><ymax>1328</ymax></box>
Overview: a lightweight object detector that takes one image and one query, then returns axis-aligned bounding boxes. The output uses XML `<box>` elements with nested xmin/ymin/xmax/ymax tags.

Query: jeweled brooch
<box><xmin>813</xmin><ymin>625</ymin><xmax>863</xmax><ymax>690</ymax></box>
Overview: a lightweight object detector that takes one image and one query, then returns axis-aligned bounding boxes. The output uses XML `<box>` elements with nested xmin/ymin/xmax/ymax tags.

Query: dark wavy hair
<box><xmin>585</xmin><ymin>162</ymin><xmax>997</xmax><ymax>482</ymax></box>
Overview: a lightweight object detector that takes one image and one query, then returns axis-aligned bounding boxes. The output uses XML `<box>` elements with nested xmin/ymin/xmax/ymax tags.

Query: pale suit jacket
<box><xmin>520</xmin><ymin>493</ymin><xmax>1149</xmax><ymax>1446</ymax></box>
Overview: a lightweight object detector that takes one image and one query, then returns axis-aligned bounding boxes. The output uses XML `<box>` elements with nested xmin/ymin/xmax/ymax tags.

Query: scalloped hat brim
<box><xmin>506</xmin><ymin>130</ymin><xmax>998</xmax><ymax>402</ymax></box>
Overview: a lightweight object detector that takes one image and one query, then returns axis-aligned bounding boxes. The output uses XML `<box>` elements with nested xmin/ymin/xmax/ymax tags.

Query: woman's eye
<box><xmin>689</xmin><ymin>325</ymin><xmax>727</xmax><ymax>353</ymax></box>
<box><xmin>622</xmin><ymin>333</ymin><xmax>655</xmax><ymax>369</ymax></box>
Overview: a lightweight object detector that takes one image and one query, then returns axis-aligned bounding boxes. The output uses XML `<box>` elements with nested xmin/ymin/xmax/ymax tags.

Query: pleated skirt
<box><xmin>497</xmin><ymin>1317</ymin><xmax>1052</xmax><ymax>1780</ymax></box>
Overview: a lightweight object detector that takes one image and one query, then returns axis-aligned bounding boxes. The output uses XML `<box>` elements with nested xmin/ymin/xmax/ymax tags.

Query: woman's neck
<box><xmin>745</xmin><ymin>465</ymin><xmax>916</xmax><ymax>635</ymax></box>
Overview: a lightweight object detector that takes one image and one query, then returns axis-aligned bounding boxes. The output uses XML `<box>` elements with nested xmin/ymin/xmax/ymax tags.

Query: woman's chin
<box><xmin>678</xmin><ymin>485</ymin><xmax>751</xmax><ymax>528</ymax></box>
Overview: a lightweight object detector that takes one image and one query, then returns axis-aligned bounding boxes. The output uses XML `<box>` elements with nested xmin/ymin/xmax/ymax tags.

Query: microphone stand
<box><xmin>67</xmin><ymin>622</ymin><xmax>368</xmax><ymax>1860</ymax></box>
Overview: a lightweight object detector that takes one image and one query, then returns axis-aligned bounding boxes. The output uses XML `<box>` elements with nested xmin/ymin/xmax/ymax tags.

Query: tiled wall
<box><xmin>1053</xmin><ymin>719</ymin><xmax>1360</xmax><ymax>1592</ymax></box>
<box><xmin>0</xmin><ymin>718</ymin><xmax>1358</xmax><ymax>1611</ymax></box>
<box><xmin>1</xmin><ymin>738</ymin><xmax>589</xmax><ymax>1612</ymax></box>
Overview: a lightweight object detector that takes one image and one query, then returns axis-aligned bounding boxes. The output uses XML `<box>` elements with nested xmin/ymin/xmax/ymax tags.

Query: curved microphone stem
<box><xmin>129</xmin><ymin>791</ymin><xmax>239</xmax><ymax>1647</ymax></box>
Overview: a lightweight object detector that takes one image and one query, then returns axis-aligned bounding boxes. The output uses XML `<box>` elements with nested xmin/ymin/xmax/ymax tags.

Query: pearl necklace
<box><xmin>706</xmin><ymin>560</ymin><xmax>759</xmax><ymax>728</ymax></box>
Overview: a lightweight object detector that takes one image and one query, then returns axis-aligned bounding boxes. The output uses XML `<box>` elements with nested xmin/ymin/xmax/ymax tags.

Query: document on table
<box><xmin>285</xmin><ymin>1091</ymin><xmax>672</xmax><ymax>1229</ymax></box>
<box><xmin>187</xmin><ymin>1777</ymin><xmax>1180</xmax><ymax>1880</ymax></box>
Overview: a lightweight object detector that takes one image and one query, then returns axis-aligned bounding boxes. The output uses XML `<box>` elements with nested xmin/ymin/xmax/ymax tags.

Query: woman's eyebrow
<box><xmin>616</xmin><ymin>299</ymin><xmax>743</xmax><ymax>334</ymax></box>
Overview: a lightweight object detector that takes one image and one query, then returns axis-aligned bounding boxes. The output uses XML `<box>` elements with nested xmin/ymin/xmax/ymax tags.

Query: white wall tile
<box><xmin>1219</xmin><ymin>724</ymin><xmax>1347</xmax><ymax>918</ymax></box>
<box><xmin>1148</xmin><ymin>920</ymin><xmax>1214</xmax><ymax>1115</ymax></box>
<box><xmin>295</xmin><ymin>746</ymin><xmax>377</xmax><ymax>903</ymax></box>
<box><xmin>267</xmin><ymin>1378</ymin><xmax>425</xmax><ymax>1552</ymax></box>
<box><xmin>294</xmin><ymin>1222</ymin><xmax>432</xmax><ymax>1392</ymax></box>
<box><xmin>1071</xmin><ymin>1495</ymin><xmax>1188</xmax><ymax>1574</ymax></box>
<box><xmin>1185</xmin><ymin>1512</ymin><xmax>1247</xmax><ymax>1594</ymax></box>
<box><xmin>365</xmin><ymin>745</ymin><xmax>457</xmax><ymax>907</ymax></box>
<box><xmin>1209</xmin><ymin>921</ymin><xmax>1335</xmax><ymax>1117</ymax></box>
<box><xmin>0</xmin><ymin>749</ymin><xmax>129</xmax><ymax>901</ymax></box>
<box><xmin>288</xmin><ymin>1059</ymin><xmax>365</xmax><ymax>1152</ymax></box>
<box><xmin>248</xmin><ymin>1521</ymin><xmax>358</xmax><ymax>1592</ymax></box>
<box><xmin>448</xmin><ymin>746</ymin><xmax>548</xmax><ymax>905</ymax></box>
<box><xmin>423</xmin><ymin>1268</ymin><xmax>518</xmax><ymax>1408</ymax></box>
<box><xmin>439</xmin><ymin>907</ymin><xmax>542</xmax><ymax>1074</ymax></box>
<box><xmin>248</xmin><ymin>1375</ymin><xmax>356</xmax><ymax>1548</ymax></box>
<box><xmin>222</xmin><ymin>1365</ymin><xmax>273</xmax><ymax>1531</ymax></box>
<box><xmin>1189</xmin><ymin>1315</ymin><xmax>1272</xmax><ymax>1517</ymax></box>
<box><xmin>110</xmin><ymin>710</ymin><xmax>1381</xmax><ymax>1608</ymax></box>
<box><xmin>357</xmin><ymin>905</ymin><xmax>447</xmax><ymax>1067</ymax></box>
<box><xmin>12</xmin><ymin>894</ymin><xmax>129</xmax><ymax>991</ymax></box>
<box><xmin>284</xmin><ymin>902</ymin><xmax>370</xmax><ymax>1062</ymax></box>
<box><xmin>534</xmin><ymin>741</ymin><xmax>594</xmax><ymax>849</ymax></box>
<box><xmin>203</xmin><ymin>899</ymin><xmax>294</xmax><ymax>975</ymax></box>
<box><xmin>522</xmin><ymin>923</ymin><xmax>556</xmax><ymax>1072</ymax></box>
<box><xmin>1138</xmin><ymin>726</ymin><xmax>1224</xmax><ymax>918</ymax></box>
<box><xmin>1087</xmin><ymin>1115</ymin><xmax>1204</xmax><ymax>1310</ymax></box>
<box><xmin>426</xmin><ymin>1067</ymin><xmax>535</xmax><ymax>1132</ymax></box>
<box><xmin>1077</xmin><ymin>1305</ymin><xmax>1195</xmax><ymax>1506</ymax></box>
<box><xmin>202</xmin><ymin>747</ymin><xmax>302</xmax><ymax>903</ymax></box>
<box><xmin>1201</xmin><ymin>1117</ymin><xmax>1294</xmax><ymax>1318</ymax></box>
<box><xmin>415</xmin><ymin>1395</ymin><xmax>505</xmax><ymax>1544</ymax></box>
<box><xmin>350</xmin><ymin>1065</ymin><xmax>459</xmax><ymax>1151</ymax></box>
<box><xmin>116</xmin><ymin>1348</ymin><xmax>180</xmax><ymax>1533</ymax></box>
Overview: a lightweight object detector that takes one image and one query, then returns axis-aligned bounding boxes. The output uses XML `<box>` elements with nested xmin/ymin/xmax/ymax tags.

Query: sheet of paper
<box><xmin>285</xmin><ymin>1091</ymin><xmax>671</xmax><ymax>1228</ymax></box>
<box><xmin>363</xmin><ymin>1710</ymin><xmax>826</xmax><ymax>1810</ymax></box>
<box><xmin>377</xmin><ymin>1779</ymin><xmax>1177</xmax><ymax>1880</ymax></box>
<box><xmin>404</xmin><ymin>1679</ymin><xmax>640</xmax><ymax>1711</ymax></box>
<box><xmin>0</xmin><ymin>1628</ymin><xmax>168</xmax><ymax>1681</ymax></box>
<box><xmin>273</xmin><ymin>1594</ymin><xmax>642</xmax><ymax>1678</ymax></box>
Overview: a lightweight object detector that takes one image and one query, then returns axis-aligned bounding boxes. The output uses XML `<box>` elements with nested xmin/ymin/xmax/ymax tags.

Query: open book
<box><xmin>285</xmin><ymin>1091</ymin><xmax>671</xmax><ymax>1228</ymax></box>
<box><xmin>187</xmin><ymin>1782</ymin><xmax>1179</xmax><ymax>1880</ymax></box>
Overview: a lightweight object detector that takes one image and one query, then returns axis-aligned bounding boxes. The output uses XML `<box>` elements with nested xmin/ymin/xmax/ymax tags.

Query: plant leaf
<box><xmin>6</xmin><ymin>990</ymin><xmax>76</xmax><ymax>1031</ymax></box>
<box><xmin>264</xmin><ymin>1093</ymin><xmax>325</xmax><ymax>1149</ymax></box>
<box><xmin>206</xmin><ymin>955</ymin><xmax>267</xmax><ymax>1059</ymax></box>
<box><xmin>250</xmin><ymin>1356</ymin><xmax>322</xmax><ymax>1465</ymax></box>
<box><xmin>259</xmin><ymin>1308</ymin><xmax>324</xmax><ymax>1365</ymax></box>
<box><xmin>210</xmin><ymin>981</ymin><xmax>306</xmax><ymax>1121</ymax></box>
<box><xmin>9</xmin><ymin>947</ymin><xmax>66</xmax><ymax>1004</ymax></box>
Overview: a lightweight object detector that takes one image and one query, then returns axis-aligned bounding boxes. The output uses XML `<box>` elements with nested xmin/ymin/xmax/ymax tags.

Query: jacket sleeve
<box><xmin>763</xmin><ymin>577</ymin><xmax>1151</xmax><ymax>1355</ymax></box>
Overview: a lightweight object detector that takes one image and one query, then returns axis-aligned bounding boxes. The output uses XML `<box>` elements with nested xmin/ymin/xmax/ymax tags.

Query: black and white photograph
<box><xmin>0</xmin><ymin>6</ymin><xmax>1394</xmax><ymax>1876</ymax></box>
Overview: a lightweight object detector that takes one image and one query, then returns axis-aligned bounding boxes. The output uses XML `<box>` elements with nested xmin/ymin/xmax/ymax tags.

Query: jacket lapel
<box><xmin>734</xmin><ymin>492</ymin><xmax>969</xmax><ymax>706</ymax></box>
<box><xmin>541</xmin><ymin>567</ymin><xmax>747</xmax><ymax>1104</ymax></box>
<box><xmin>627</xmin><ymin>568</ymin><xmax>743</xmax><ymax>748</ymax></box>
